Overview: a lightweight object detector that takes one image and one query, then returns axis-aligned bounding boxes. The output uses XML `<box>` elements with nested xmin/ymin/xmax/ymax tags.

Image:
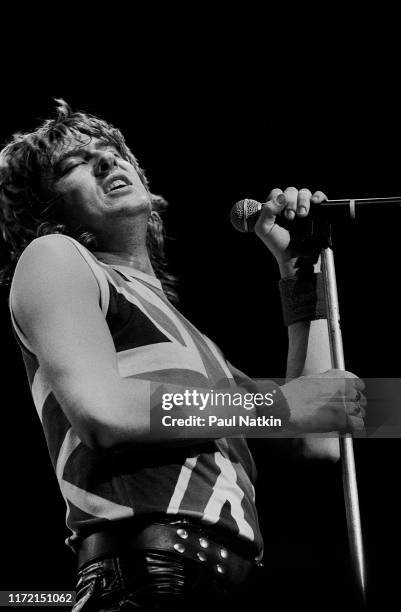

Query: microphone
<box><xmin>230</xmin><ymin>196</ymin><xmax>401</xmax><ymax>233</ymax></box>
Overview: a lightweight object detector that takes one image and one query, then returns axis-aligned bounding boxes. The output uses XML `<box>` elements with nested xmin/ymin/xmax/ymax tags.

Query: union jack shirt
<box><xmin>9</xmin><ymin>234</ymin><xmax>263</xmax><ymax>557</ymax></box>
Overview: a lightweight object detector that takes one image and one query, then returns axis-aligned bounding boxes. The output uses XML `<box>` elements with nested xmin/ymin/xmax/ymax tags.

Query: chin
<box><xmin>116</xmin><ymin>194</ymin><xmax>151</xmax><ymax>215</ymax></box>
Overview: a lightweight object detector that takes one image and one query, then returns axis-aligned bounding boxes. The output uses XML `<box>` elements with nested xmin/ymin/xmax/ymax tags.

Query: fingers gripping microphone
<box><xmin>230</xmin><ymin>196</ymin><xmax>401</xmax><ymax>233</ymax></box>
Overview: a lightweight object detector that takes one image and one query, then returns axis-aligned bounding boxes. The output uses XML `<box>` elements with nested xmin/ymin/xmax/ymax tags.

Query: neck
<box><xmin>94</xmin><ymin>219</ymin><xmax>155</xmax><ymax>276</ymax></box>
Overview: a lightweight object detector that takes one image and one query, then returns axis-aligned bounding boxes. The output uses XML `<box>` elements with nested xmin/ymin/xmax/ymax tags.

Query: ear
<box><xmin>149</xmin><ymin>192</ymin><xmax>169</xmax><ymax>212</ymax></box>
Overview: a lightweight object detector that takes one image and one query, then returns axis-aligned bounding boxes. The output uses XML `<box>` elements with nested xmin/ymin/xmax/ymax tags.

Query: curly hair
<box><xmin>0</xmin><ymin>99</ymin><xmax>178</xmax><ymax>302</ymax></box>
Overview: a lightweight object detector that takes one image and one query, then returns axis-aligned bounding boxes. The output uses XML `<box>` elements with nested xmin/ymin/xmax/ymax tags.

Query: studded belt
<box><xmin>77</xmin><ymin>520</ymin><xmax>257</xmax><ymax>584</ymax></box>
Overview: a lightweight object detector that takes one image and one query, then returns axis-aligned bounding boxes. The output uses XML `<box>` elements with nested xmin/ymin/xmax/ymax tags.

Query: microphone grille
<box><xmin>230</xmin><ymin>199</ymin><xmax>262</xmax><ymax>233</ymax></box>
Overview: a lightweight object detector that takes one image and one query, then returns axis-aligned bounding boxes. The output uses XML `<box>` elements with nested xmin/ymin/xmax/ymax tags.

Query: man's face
<box><xmin>47</xmin><ymin>134</ymin><xmax>151</xmax><ymax>236</ymax></box>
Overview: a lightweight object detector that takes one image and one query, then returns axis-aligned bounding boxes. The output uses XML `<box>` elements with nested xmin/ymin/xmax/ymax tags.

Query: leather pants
<box><xmin>72</xmin><ymin>550</ymin><xmax>259</xmax><ymax>612</ymax></box>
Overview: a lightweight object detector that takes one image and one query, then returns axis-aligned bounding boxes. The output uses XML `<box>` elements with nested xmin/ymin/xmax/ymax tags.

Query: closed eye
<box><xmin>58</xmin><ymin>159</ymin><xmax>87</xmax><ymax>176</ymax></box>
<box><xmin>55</xmin><ymin>147</ymin><xmax>126</xmax><ymax>177</ymax></box>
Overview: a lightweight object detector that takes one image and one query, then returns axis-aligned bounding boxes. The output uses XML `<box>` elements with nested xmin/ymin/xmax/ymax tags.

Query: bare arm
<box><xmin>286</xmin><ymin>318</ymin><xmax>341</xmax><ymax>460</ymax></box>
<box><xmin>11</xmin><ymin>236</ymin><xmax>146</xmax><ymax>450</ymax></box>
<box><xmin>286</xmin><ymin>319</ymin><xmax>332</xmax><ymax>381</ymax></box>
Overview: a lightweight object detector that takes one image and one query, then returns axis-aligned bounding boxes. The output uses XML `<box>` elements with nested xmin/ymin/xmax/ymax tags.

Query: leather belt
<box><xmin>77</xmin><ymin>521</ymin><xmax>257</xmax><ymax>584</ymax></box>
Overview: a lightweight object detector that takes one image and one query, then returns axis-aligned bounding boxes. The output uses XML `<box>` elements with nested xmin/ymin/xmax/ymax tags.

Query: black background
<box><xmin>0</xmin><ymin>30</ymin><xmax>400</xmax><ymax>609</ymax></box>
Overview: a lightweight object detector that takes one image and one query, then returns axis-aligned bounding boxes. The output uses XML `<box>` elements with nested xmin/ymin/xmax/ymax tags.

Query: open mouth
<box><xmin>104</xmin><ymin>176</ymin><xmax>133</xmax><ymax>194</ymax></box>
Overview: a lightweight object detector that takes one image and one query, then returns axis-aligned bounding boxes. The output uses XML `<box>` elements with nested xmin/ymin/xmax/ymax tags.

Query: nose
<box><xmin>95</xmin><ymin>151</ymin><xmax>117</xmax><ymax>175</ymax></box>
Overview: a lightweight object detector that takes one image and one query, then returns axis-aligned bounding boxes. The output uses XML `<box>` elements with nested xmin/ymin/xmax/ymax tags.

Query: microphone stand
<box><xmin>320</xmin><ymin>244</ymin><xmax>367</xmax><ymax>605</ymax></box>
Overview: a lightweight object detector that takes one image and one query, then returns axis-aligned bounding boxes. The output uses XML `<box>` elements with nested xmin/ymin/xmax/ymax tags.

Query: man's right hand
<box><xmin>281</xmin><ymin>369</ymin><xmax>366</xmax><ymax>433</ymax></box>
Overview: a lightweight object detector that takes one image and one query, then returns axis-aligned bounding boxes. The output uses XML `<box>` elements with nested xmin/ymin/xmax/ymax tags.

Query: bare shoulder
<box><xmin>14</xmin><ymin>234</ymin><xmax>88</xmax><ymax>273</ymax></box>
<box><xmin>11</xmin><ymin>234</ymin><xmax>100</xmax><ymax>317</ymax></box>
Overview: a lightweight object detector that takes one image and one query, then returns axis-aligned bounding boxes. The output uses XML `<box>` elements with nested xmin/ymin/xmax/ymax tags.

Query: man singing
<box><xmin>0</xmin><ymin>101</ymin><xmax>364</xmax><ymax>611</ymax></box>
